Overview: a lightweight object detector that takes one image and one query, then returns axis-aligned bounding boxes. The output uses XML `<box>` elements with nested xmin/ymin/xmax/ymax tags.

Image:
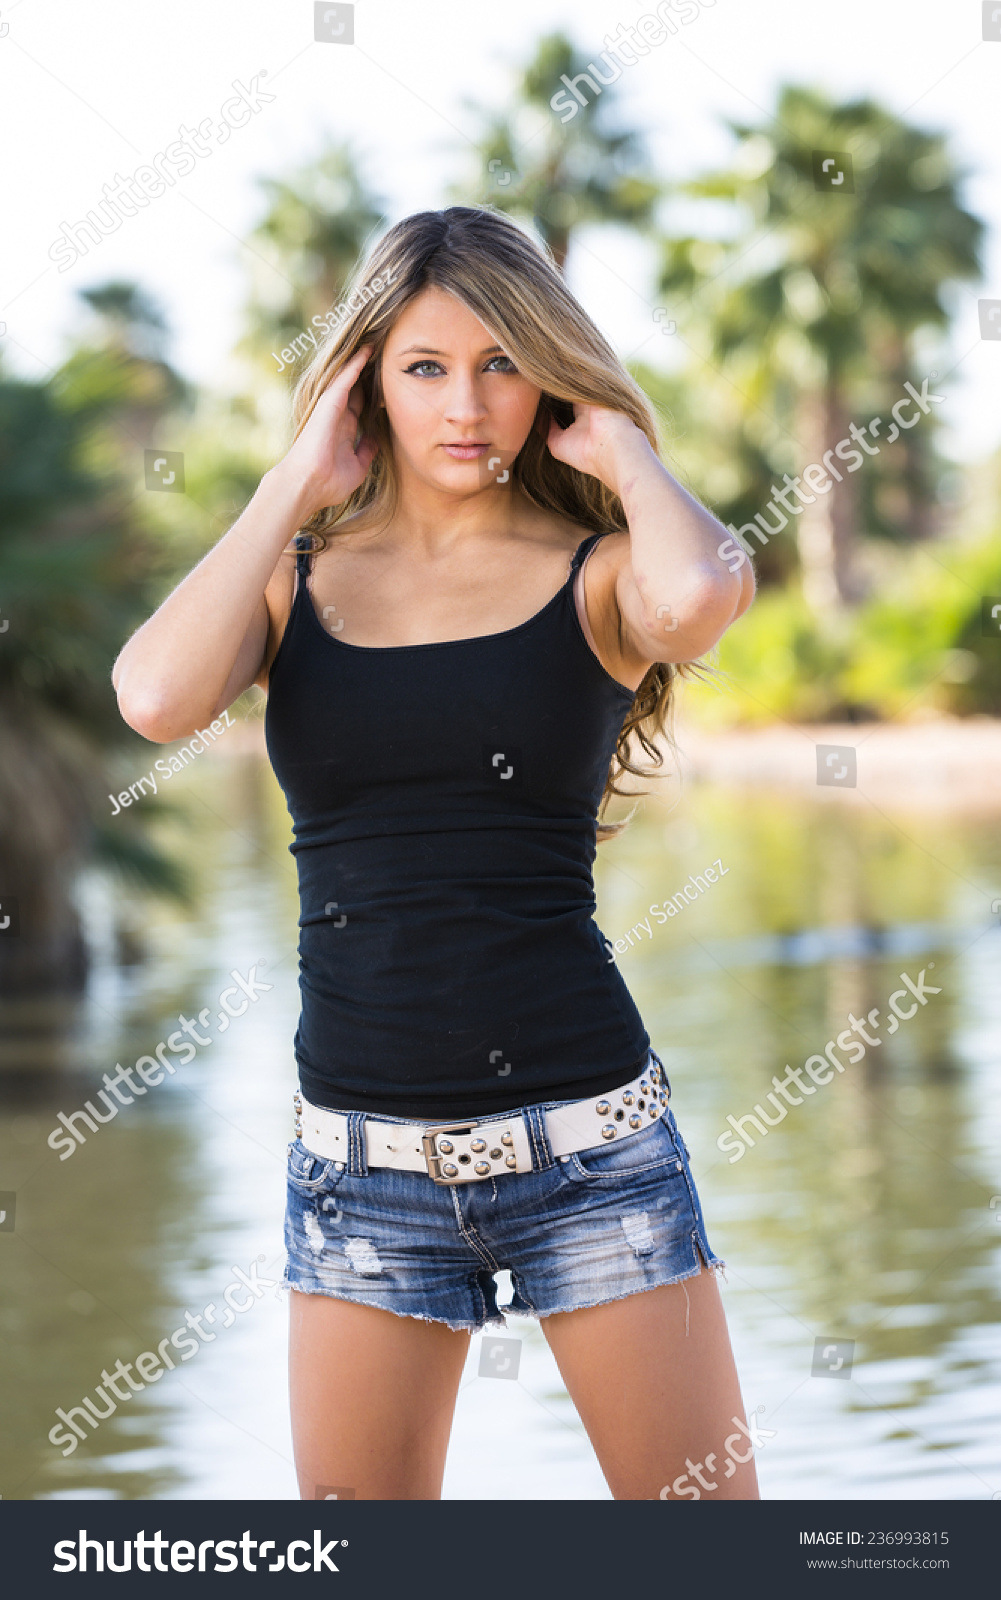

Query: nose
<box><xmin>440</xmin><ymin>365</ymin><xmax>489</xmax><ymax>430</ymax></box>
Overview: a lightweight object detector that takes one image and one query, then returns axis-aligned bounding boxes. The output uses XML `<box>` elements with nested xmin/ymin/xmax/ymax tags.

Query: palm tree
<box><xmin>457</xmin><ymin>32</ymin><xmax>660</xmax><ymax>271</ymax></box>
<box><xmin>0</xmin><ymin>285</ymin><xmax>187</xmax><ymax>996</ymax></box>
<box><xmin>240</xmin><ymin>145</ymin><xmax>385</xmax><ymax>376</ymax></box>
<box><xmin>657</xmin><ymin>87</ymin><xmax>982</xmax><ymax>608</ymax></box>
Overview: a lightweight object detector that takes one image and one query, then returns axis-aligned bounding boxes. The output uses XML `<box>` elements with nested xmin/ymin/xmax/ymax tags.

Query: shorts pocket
<box><xmin>286</xmin><ymin>1138</ymin><xmax>344</xmax><ymax>1195</ymax></box>
<box><xmin>564</xmin><ymin>1112</ymin><xmax>681</xmax><ymax>1183</ymax></box>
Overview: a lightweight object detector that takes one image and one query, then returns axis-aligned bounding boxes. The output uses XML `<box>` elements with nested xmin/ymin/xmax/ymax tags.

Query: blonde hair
<box><xmin>290</xmin><ymin>205</ymin><xmax>691</xmax><ymax>831</ymax></box>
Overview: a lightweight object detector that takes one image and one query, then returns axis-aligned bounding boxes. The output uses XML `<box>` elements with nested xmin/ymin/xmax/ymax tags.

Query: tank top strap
<box><xmin>568</xmin><ymin>530</ymin><xmax>611</xmax><ymax>579</ymax></box>
<box><xmin>294</xmin><ymin>532</ymin><xmax>315</xmax><ymax>585</ymax></box>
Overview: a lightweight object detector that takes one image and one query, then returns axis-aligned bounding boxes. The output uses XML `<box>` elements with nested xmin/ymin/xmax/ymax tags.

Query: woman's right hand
<box><xmin>272</xmin><ymin>344</ymin><xmax>380</xmax><ymax>518</ymax></box>
<box><xmin>112</xmin><ymin>347</ymin><xmax>381</xmax><ymax>742</ymax></box>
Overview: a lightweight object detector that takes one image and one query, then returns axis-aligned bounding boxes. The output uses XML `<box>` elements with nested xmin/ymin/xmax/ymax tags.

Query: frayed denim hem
<box><xmin>281</xmin><ymin>1274</ymin><xmax>509</xmax><ymax>1335</ymax></box>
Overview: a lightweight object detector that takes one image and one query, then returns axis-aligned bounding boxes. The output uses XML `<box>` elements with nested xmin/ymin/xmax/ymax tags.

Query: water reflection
<box><xmin>1</xmin><ymin>755</ymin><xmax>999</xmax><ymax>1498</ymax></box>
<box><xmin>608</xmin><ymin>782</ymin><xmax>1001</xmax><ymax>1499</ymax></box>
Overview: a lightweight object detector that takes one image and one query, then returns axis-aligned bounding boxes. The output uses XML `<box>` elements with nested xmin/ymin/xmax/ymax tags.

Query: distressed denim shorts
<box><xmin>282</xmin><ymin>1060</ymin><xmax>722</xmax><ymax>1333</ymax></box>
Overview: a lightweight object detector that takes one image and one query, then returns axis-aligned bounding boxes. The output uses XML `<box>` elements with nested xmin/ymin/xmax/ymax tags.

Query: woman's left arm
<box><xmin>548</xmin><ymin>405</ymin><xmax>754</xmax><ymax>668</ymax></box>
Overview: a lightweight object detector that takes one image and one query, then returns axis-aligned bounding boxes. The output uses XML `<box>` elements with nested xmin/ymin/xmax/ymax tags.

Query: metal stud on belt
<box><xmin>594</xmin><ymin>1057</ymin><xmax>668</xmax><ymax>1140</ymax></box>
<box><xmin>422</xmin><ymin>1119</ymin><xmax>518</xmax><ymax>1183</ymax></box>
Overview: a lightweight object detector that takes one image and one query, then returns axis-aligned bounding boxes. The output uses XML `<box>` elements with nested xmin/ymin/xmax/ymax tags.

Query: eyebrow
<box><xmin>397</xmin><ymin>344</ymin><xmax>506</xmax><ymax>356</ymax></box>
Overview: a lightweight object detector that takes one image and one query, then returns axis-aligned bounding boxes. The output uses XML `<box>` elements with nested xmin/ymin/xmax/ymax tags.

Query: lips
<box><xmin>441</xmin><ymin>442</ymin><xmax>490</xmax><ymax>459</ymax></box>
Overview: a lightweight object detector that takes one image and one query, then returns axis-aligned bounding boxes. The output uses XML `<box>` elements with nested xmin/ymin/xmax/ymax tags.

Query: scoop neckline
<box><xmin>299</xmin><ymin>561</ymin><xmax>572</xmax><ymax>654</ymax></box>
<box><xmin>289</xmin><ymin>532</ymin><xmax>638</xmax><ymax>698</ymax></box>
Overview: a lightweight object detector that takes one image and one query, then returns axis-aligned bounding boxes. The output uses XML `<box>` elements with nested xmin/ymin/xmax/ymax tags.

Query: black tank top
<box><xmin>264</xmin><ymin>530</ymin><xmax>651</xmax><ymax>1117</ymax></box>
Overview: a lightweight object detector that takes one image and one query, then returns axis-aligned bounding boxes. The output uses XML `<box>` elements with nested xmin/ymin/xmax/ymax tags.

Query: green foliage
<box><xmin>656</xmin><ymin>84</ymin><xmax>983</xmax><ymax>589</ymax></box>
<box><xmin>454</xmin><ymin>31</ymin><xmax>660</xmax><ymax>268</ymax></box>
<box><xmin>661</xmin><ymin>84</ymin><xmax>982</xmax><ymax>374</ymax></box>
<box><xmin>133</xmin><ymin>394</ymin><xmax>274</xmax><ymax>597</ymax></box>
<box><xmin>0</xmin><ymin>288</ymin><xmax>194</xmax><ymax>989</ymax></box>
<box><xmin>240</xmin><ymin>144</ymin><xmax>385</xmax><ymax>376</ymax></box>
<box><xmin>684</xmin><ymin>529</ymin><xmax>1001</xmax><ymax>726</ymax></box>
<box><xmin>0</xmin><ymin>365</ymin><xmax>154</xmax><ymax>737</ymax></box>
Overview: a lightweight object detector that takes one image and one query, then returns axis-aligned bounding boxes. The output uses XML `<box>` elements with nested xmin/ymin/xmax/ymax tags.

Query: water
<box><xmin>1</xmin><ymin>750</ymin><xmax>999</xmax><ymax>1500</ymax></box>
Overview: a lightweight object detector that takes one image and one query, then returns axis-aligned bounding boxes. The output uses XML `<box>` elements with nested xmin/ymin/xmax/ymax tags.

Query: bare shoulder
<box><xmin>257</xmin><ymin>510</ymin><xmax>384</xmax><ymax>681</ymax></box>
<box><xmin>524</xmin><ymin>507</ymin><xmax>619</xmax><ymax>570</ymax></box>
<box><xmin>559</xmin><ymin>522</ymin><xmax>631</xmax><ymax>594</ymax></box>
<box><xmin>527</xmin><ymin>511</ymin><xmax>631</xmax><ymax>615</ymax></box>
<box><xmin>295</xmin><ymin>510</ymin><xmax>388</xmax><ymax>587</ymax></box>
<box><xmin>316</xmin><ymin>506</ymin><xmax>386</xmax><ymax>552</ymax></box>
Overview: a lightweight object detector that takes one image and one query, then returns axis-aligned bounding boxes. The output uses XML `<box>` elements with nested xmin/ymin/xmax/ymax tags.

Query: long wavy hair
<box><xmin>290</xmin><ymin>205</ymin><xmax>695</xmax><ymax>834</ymax></box>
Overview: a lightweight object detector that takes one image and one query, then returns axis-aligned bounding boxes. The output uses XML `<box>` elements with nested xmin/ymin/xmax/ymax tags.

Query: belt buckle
<box><xmin>421</xmin><ymin>1119</ymin><xmax>483</xmax><ymax>1185</ymax></box>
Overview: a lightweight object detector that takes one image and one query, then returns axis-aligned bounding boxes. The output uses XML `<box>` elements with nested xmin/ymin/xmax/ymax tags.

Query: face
<box><xmin>377</xmin><ymin>287</ymin><xmax>542</xmax><ymax>492</ymax></box>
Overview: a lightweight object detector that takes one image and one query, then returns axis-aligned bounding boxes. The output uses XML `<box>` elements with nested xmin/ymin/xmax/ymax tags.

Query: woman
<box><xmin>113</xmin><ymin>206</ymin><xmax>757</xmax><ymax>1502</ymax></box>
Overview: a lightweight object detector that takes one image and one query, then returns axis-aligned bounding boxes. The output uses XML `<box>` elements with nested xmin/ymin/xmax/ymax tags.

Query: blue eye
<box><xmin>402</xmin><ymin>356</ymin><xmax>518</xmax><ymax>377</ymax></box>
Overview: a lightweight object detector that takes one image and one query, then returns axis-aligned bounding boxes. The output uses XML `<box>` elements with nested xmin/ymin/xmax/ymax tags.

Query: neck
<box><xmin>379</xmin><ymin>460</ymin><xmax>527</xmax><ymax>556</ymax></box>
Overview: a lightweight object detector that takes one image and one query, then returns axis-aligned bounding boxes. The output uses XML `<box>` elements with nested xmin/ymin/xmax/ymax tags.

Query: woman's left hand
<box><xmin>547</xmin><ymin>400</ymin><xmax>753</xmax><ymax>672</ymax></box>
<box><xmin>545</xmin><ymin>404</ymin><xmax>654</xmax><ymax>497</ymax></box>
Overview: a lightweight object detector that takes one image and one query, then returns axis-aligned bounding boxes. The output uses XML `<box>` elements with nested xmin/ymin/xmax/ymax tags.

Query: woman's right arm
<box><xmin>112</xmin><ymin>345</ymin><xmax>376</xmax><ymax>743</ymax></box>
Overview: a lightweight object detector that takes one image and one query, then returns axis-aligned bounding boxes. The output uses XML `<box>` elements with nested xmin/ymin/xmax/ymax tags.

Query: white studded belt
<box><xmin>293</xmin><ymin>1056</ymin><xmax>670</xmax><ymax>1185</ymax></box>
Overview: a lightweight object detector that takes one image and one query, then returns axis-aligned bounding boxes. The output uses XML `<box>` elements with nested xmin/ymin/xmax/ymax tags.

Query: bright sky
<box><xmin>1</xmin><ymin>0</ymin><xmax>998</xmax><ymax>458</ymax></box>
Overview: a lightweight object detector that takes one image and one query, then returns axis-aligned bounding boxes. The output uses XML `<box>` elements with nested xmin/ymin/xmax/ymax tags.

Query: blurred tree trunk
<box><xmin>796</xmin><ymin>384</ymin><xmax>860</xmax><ymax>610</ymax></box>
<box><xmin>0</xmin><ymin>710</ymin><xmax>90</xmax><ymax>994</ymax></box>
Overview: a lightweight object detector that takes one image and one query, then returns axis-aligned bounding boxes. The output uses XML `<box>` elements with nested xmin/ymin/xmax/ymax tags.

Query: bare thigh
<box><xmin>540</xmin><ymin>1266</ymin><xmax>760</xmax><ymax>1501</ymax></box>
<box><xmin>289</xmin><ymin>1290</ymin><xmax>470</xmax><ymax>1501</ymax></box>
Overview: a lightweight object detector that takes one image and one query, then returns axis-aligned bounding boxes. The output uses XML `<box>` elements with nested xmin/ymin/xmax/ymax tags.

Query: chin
<box><xmin>419</xmin><ymin>460</ymin><xmax>483</xmax><ymax>492</ymax></box>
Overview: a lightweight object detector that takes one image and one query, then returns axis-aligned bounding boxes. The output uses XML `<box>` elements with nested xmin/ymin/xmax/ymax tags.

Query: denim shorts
<box><xmin>282</xmin><ymin>1060</ymin><xmax>722</xmax><ymax>1333</ymax></box>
